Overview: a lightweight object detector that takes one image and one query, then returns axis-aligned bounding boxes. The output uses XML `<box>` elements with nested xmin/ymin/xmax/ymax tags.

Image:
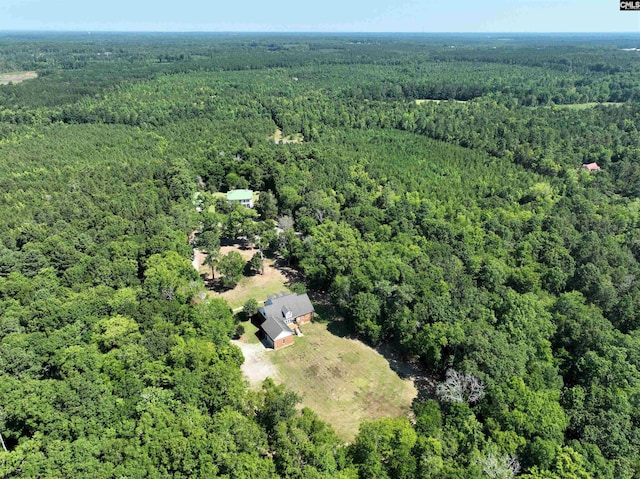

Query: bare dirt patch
<box><xmin>219</xmin><ymin>244</ymin><xmax>255</xmax><ymax>261</ymax></box>
<box><xmin>192</xmin><ymin>248</ymin><xmax>207</xmax><ymax>273</ymax></box>
<box><xmin>273</xmin><ymin>128</ymin><xmax>304</xmax><ymax>144</ymax></box>
<box><xmin>233</xmin><ymin>338</ymin><xmax>279</xmax><ymax>388</ymax></box>
<box><xmin>0</xmin><ymin>71</ymin><xmax>38</xmax><ymax>85</ymax></box>
<box><xmin>415</xmin><ymin>98</ymin><xmax>466</xmax><ymax>105</ymax></box>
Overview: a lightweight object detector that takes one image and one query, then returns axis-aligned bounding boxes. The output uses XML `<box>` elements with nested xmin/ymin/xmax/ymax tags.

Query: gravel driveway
<box><xmin>232</xmin><ymin>339</ymin><xmax>279</xmax><ymax>388</ymax></box>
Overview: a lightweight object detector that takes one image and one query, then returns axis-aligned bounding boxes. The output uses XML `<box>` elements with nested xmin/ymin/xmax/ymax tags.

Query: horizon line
<box><xmin>1</xmin><ymin>30</ymin><xmax>640</xmax><ymax>35</ymax></box>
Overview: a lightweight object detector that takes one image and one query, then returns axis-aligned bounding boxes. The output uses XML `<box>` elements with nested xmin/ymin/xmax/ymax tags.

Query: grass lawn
<box><xmin>0</xmin><ymin>71</ymin><xmax>37</xmax><ymax>85</ymax></box>
<box><xmin>269</xmin><ymin>321</ymin><xmax>417</xmax><ymax>442</ymax></box>
<box><xmin>239</xmin><ymin>317</ymin><xmax>261</xmax><ymax>345</ymax></box>
<box><xmin>545</xmin><ymin>102</ymin><xmax>625</xmax><ymax>110</ymax></box>
<box><xmin>215</xmin><ymin>256</ymin><xmax>290</xmax><ymax>310</ymax></box>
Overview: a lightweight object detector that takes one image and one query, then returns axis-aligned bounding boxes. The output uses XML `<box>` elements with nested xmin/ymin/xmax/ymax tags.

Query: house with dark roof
<box><xmin>259</xmin><ymin>292</ymin><xmax>315</xmax><ymax>349</ymax></box>
<box><xmin>260</xmin><ymin>314</ymin><xmax>295</xmax><ymax>350</ymax></box>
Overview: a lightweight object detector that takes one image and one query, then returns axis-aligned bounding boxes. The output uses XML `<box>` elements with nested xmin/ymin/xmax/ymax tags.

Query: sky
<box><xmin>0</xmin><ymin>0</ymin><xmax>638</xmax><ymax>33</ymax></box>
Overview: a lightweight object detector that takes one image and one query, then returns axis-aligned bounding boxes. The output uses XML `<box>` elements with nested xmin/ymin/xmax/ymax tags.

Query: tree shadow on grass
<box><xmin>208</xmin><ymin>277</ymin><xmax>235</xmax><ymax>293</ymax></box>
<box><xmin>276</xmin><ymin>257</ymin><xmax>305</xmax><ymax>284</ymax></box>
<box><xmin>375</xmin><ymin>342</ymin><xmax>438</xmax><ymax>403</ymax></box>
<box><xmin>326</xmin><ymin>318</ymin><xmax>353</xmax><ymax>339</ymax></box>
<box><xmin>312</xmin><ymin>303</ymin><xmax>354</xmax><ymax>339</ymax></box>
<box><xmin>314</xmin><ymin>300</ymin><xmax>437</xmax><ymax>403</ymax></box>
<box><xmin>243</xmin><ymin>262</ymin><xmax>256</xmax><ymax>277</ymax></box>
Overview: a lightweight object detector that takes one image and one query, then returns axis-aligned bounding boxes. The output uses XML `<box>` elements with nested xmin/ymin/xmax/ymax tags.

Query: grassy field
<box><xmin>208</xmin><ymin>242</ymin><xmax>290</xmax><ymax>309</ymax></box>
<box><xmin>547</xmin><ymin>102</ymin><xmax>625</xmax><ymax>110</ymax></box>
<box><xmin>0</xmin><ymin>71</ymin><xmax>37</xmax><ymax>85</ymax></box>
<box><xmin>415</xmin><ymin>98</ymin><xmax>466</xmax><ymax>104</ymax></box>
<box><xmin>274</xmin><ymin>128</ymin><xmax>304</xmax><ymax>144</ymax></box>
<box><xmin>217</xmin><ymin>257</ymin><xmax>290</xmax><ymax>309</ymax></box>
<box><xmin>269</xmin><ymin>321</ymin><xmax>417</xmax><ymax>442</ymax></box>
<box><xmin>239</xmin><ymin>318</ymin><xmax>261</xmax><ymax>345</ymax></box>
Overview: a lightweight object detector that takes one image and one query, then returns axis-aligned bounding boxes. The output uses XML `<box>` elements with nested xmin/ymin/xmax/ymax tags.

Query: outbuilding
<box><xmin>582</xmin><ymin>162</ymin><xmax>601</xmax><ymax>172</ymax></box>
<box><xmin>226</xmin><ymin>189</ymin><xmax>254</xmax><ymax>208</ymax></box>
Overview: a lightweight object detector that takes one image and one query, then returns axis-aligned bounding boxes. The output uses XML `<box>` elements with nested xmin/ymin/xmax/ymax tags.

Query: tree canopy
<box><xmin>1</xmin><ymin>32</ymin><xmax>640</xmax><ymax>478</ymax></box>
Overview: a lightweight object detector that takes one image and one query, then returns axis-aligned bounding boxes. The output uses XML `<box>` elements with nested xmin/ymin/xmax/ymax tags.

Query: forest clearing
<box><xmin>273</xmin><ymin>128</ymin><xmax>304</xmax><ymax>144</ymax></box>
<box><xmin>193</xmin><ymin>243</ymin><xmax>290</xmax><ymax>309</ymax></box>
<box><xmin>547</xmin><ymin>101</ymin><xmax>625</xmax><ymax>109</ymax></box>
<box><xmin>415</xmin><ymin>98</ymin><xmax>466</xmax><ymax>104</ymax></box>
<box><xmin>237</xmin><ymin>319</ymin><xmax>417</xmax><ymax>442</ymax></box>
<box><xmin>0</xmin><ymin>70</ymin><xmax>37</xmax><ymax>84</ymax></box>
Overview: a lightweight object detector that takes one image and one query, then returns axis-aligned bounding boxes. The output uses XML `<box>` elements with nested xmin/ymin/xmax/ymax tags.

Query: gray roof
<box><xmin>261</xmin><ymin>315</ymin><xmax>292</xmax><ymax>341</ymax></box>
<box><xmin>262</xmin><ymin>292</ymin><xmax>314</xmax><ymax>321</ymax></box>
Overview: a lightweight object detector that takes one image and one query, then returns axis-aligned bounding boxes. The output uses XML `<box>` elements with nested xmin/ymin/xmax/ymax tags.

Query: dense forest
<box><xmin>1</xmin><ymin>32</ymin><xmax>640</xmax><ymax>478</ymax></box>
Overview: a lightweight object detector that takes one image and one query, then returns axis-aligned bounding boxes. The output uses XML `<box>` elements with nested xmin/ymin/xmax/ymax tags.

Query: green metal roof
<box><xmin>226</xmin><ymin>189</ymin><xmax>253</xmax><ymax>201</ymax></box>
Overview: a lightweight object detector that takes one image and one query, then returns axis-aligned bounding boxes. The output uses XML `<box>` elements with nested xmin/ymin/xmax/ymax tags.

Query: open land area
<box><xmin>193</xmin><ymin>243</ymin><xmax>290</xmax><ymax>310</ymax></box>
<box><xmin>196</xmin><ymin>237</ymin><xmax>417</xmax><ymax>442</ymax></box>
<box><xmin>547</xmin><ymin>101</ymin><xmax>625</xmax><ymax>109</ymax></box>
<box><xmin>3</xmin><ymin>32</ymin><xmax>640</xmax><ymax>479</ymax></box>
<box><xmin>273</xmin><ymin>128</ymin><xmax>304</xmax><ymax>144</ymax></box>
<box><xmin>415</xmin><ymin>98</ymin><xmax>466</xmax><ymax>104</ymax></box>
<box><xmin>236</xmin><ymin>320</ymin><xmax>417</xmax><ymax>442</ymax></box>
<box><xmin>0</xmin><ymin>71</ymin><xmax>37</xmax><ymax>85</ymax></box>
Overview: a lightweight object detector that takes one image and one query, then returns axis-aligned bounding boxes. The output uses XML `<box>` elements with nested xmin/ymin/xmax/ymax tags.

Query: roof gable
<box><xmin>262</xmin><ymin>292</ymin><xmax>314</xmax><ymax>320</ymax></box>
<box><xmin>261</xmin><ymin>315</ymin><xmax>293</xmax><ymax>341</ymax></box>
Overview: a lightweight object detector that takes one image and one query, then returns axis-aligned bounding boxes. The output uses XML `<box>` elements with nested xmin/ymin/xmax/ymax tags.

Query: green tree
<box><xmin>243</xmin><ymin>298</ymin><xmax>259</xmax><ymax>319</ymax></box>
<box><xmin>256</xmin><ymin>378</ymin><xmax>301</xmax><ymax>434</ymax></box>
<box><xmin>250</xmin><ymin>251</ymin><xmax>264</xmax><ymax>275</ymax></box>
<box><xmin>350</xmin><ymin>417</ymin><xmax>417</xmax><ymax>479</ymax></box>
<box><xmin>203</xmin><ymin>250</ymin><xmax>220</xmax><ymax>280</ymax></box>
<box><xmin>143</xmin><ymin>251</ymin><xmax>199</xmax><ymax>302</ymax></box>
<box><xmin>217</xmin><ymin>251</ymin><xmax>246</xmax><ymax>289</ymax></box>
<box><xmin>256</xmin><ymin>190</ymin><xmax>278</xmax><ymax>221</ymax></box>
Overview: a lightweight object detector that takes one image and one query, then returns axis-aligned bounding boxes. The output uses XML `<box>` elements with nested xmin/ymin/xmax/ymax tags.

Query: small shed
<box><xmin>582</xmin><ymin>162</ymin><xmax>601</xmax><ymax>172</ymax></box>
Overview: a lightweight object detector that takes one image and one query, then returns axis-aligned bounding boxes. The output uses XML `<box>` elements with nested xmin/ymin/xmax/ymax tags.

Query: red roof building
<box><xmin>582</xmin><ymin>162</ymin><xmax>601</xmax><ymax>171</ymax></box>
